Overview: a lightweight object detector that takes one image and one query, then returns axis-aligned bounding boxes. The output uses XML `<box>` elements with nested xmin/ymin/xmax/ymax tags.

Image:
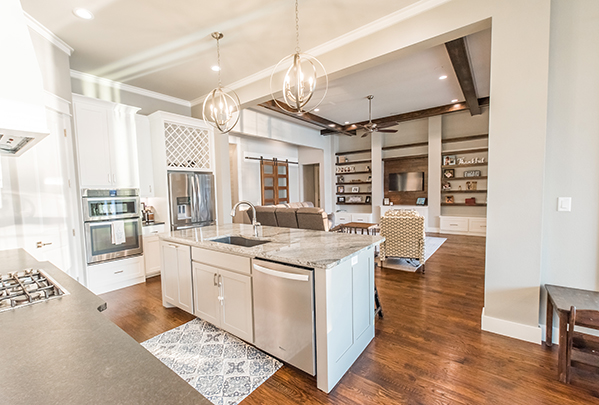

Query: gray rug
<box><xmin>378</xmin><ymin>236</ymin><xmax>447</xmax><ymax>272</ymax></box>
<box><xmin>142</xmin><ymin>318</ymin><xmax>282</xmax><ymax>405</ymax></box>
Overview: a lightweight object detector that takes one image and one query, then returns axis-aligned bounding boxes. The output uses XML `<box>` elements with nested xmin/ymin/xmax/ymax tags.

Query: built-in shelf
<box><xmin>441</xmin><ymin>203</ymin><xmax>487</xmax><ymax>206</ymax></box>
<box><xmin>382</xmin><ymin>141</ymin><xmax>428</xmax><ymax>151</ymax></box>
<box><xmin>442</xmin><ymin>147</ymin><xmax>489</xmax><ymax>155</ymax></box>
<box><xmin>442</xmin><ymin>163</ymin><xmax>488</xmax><ymax>168</ymax></box>
<box><xmin>336</xmin><ymin>170</ymin><xmax>371</xmax><ymax>175</ymax></box>
<box><xmin>336</xmin><ymin>181</ymin><xmax>371</xmax><ymax>185</ymax></box>
<box><xmin>443</xmin><ymin>176</ymin><xmax>488</xmax><ymax>180</ymax></box>
<box><xmin>382</xmin><ymin>153</ymin><xmax>428</xmax><ymax>162</ymax></box>
<box><xmin>335</xmin><ymin>149</ymin><xmax>371</xmax><ymax>156</ymax></box>
<box><xmin>335</xmin><ymin>159</ymin><xmax>371</xmax><ymax>166</ymax></box>
<box><xmin>441</xmin><ymin>190</ymin><xmax>487</xmax><ymax>194</ymax></box>
<box><xmin>442</xmin><ymin>134</ymin><xmax>488</xmax><ymax>143</ymax></box>
<box><xmin>336</xmin><ymin>193</ymin><xmax>371</xmax><ymax>196</ymax></box>
<box><xmin>337</xmin><ymin>202</ymin><xmax>372</xmax><ymax>205</ymax></box>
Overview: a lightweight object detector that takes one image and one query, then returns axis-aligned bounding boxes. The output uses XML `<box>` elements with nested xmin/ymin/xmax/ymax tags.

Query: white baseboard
<box><xmin>481</xmin><ymin>308</ymin><xmax>542</xmax><ymax>344</ymax></box>
<box><xmin>540</xmin><ymin>324</ymin><xmax>560</xmax><ymax>345</ymax></box>
<box><xmin>426</xmin><ymin>227</ymin><xmax>440</xmax><ymax>233</ymax></box>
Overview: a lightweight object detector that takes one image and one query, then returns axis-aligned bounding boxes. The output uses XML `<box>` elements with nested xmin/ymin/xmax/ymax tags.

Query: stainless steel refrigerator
<box><xmin>168</xmin><ymin>171</ymin><xmax>216</xmax><ymax>230</ymax></box>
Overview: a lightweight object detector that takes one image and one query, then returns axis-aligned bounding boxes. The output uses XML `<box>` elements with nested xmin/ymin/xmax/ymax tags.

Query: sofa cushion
<box><xmin>255</xmin><ymin>206</ymin><xmax>278</xmax><ymax>227</ymax></box>
<box><xmin>296</xmin><ymin>207</ymin><xmax>329</xmax><ymax>231</ymax></box>
<box><xmin>301</xmin><ymin>201</ymin><xmax>315</xmax><ymax>207</ymax></box>
<box><xmin>275</xmin><ymin>207</ymin><xmax>299</xmax><ymax>228</ymax></box>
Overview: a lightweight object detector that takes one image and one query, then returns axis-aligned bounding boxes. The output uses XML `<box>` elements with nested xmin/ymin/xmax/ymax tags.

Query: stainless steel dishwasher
<box><xmin>252</xmin><ymin>258</ymin><xmax>315</xmax><ymax>375</ymax></box>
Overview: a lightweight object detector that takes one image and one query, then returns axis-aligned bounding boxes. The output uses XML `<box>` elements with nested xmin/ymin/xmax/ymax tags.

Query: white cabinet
<box><xmin>439</xmin><ymin>216</ymin><xmax>486</xmax><ymax>236</ymax></box>
<box><xmin>73</xmin><ymin>94</ymin><xmax>140</xmax><ymax>189</ymax></box>
<box><xmin>161</xmin><ymin>241</ymin><xmax>193</xmax><ymax>314</ymax></box>
<box><xmin>136</xmin><ymin>115</ymin><xmax>155</xmax><ymax>197</ymax></box>
<box><xmin>352</xmin><ymin>213</ymin><xmax>373</xmax><ymax>223</ymax></box>
<box><xmin>142</xmin><ymin>224</ymin><xmax>165</xmax><ymax>277</ymax></box>
<box><xmin>86</xmin><ymin>256</ymin><xmax>145</xmax><ymax>295</ymax></box>
<box><xmin>335</xmin><ymin>212</ymin><xmax>352</xmax><ymax>225</ymax></box>
<box><xmin>192</xmin><ymin>249</ymin><xmax>253</xmax><ymax>343</ymax></box>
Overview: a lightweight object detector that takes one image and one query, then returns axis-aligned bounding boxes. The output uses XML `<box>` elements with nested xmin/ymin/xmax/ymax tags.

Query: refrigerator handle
<box><xmin>189</xmin><ymin>174</ymin><xmax>199</xmax><ymax>223</ymax></box>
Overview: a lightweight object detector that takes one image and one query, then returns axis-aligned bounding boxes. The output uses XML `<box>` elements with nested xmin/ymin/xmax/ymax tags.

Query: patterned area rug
<box><xmin>378</xmin><ymin>236</ymin><xmax>447</xmax><ymax>272</ymax></box>
<box><xmin>142</xmin><ymin>318</ymin><xmax>282</xmax><ymax>405</ymax></box>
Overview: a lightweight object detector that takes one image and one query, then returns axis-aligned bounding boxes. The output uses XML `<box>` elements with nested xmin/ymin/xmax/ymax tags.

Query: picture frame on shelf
<box><xmin>466</xmin><ymin>181</ymin><xmax>478</xmax><ymax>190</ymax></box>
<box><xmin>465</xmin><ymin>197</ymin><xmax>476</xmax><ymax>205</ymax></box>
<box><xmin>351</xmin><ymin>186</ymin><xmax>360</xmax><ymax>193</ymax></box>
<box><xmin>445</xmin><ymin>195</ymin><xmax>454</xmax><ymax>204</ymax></box>
<box><xmin>464</xmin><ymin>170</ymin><xmax>481</xmax><ymax>177</ymax></box>
<box><xmin>365</xmin><ymin>196</ymin><xmax>371</xmax><ymax>203</ymax></box>
<box><xmin>443</xmin><ymin>169</ymin><xmax>455</xmax><ymax>179</ymax></box>
<box><xmin>338</xmin><ymin>175</ymin><xmax>344</xmax><ymax>183</ymax></box>
<box><xmin>337</xmin><ymin>196</ymin><xmax>345</xmax><ymax>203</ymax></box>
<box><xmin>442</xmin><ymin>182</ymin><xmax>451</xmax><ymax>190</ymax></box>
<box><xmin>383</xmin><ymin>198</ymin><xmax>390</xmax><ymax>205</ymax></box>
<box><xmin>337</xmin><ymin>186</ymin><xmax>345</xmax><ymax>193</ymax></box>
<box><xmin>416</xmin><ymin>197</ymin><xmax>426</xmax><ymax>205</ymax></box>
<box><xmin>348</xmin><ymin>196</ymin><xmax>362</xmax><ymax>203</ymax></box>
<box><xmin>443</xmin><ymin>155</ymin><xmax>456</xmax><ymax>166</ymax></box>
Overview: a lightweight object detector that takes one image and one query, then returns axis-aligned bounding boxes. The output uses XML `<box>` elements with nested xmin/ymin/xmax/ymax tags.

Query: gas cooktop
<box><xmin>0</xmin><ymin>269</ymin><xmax>68</xmax><ymax>312</ymax></box>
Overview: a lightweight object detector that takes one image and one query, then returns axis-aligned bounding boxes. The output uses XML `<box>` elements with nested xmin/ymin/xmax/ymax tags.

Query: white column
<box><xmin>427</xmin><ymin>116</ymin><xmax>442</xmax><ymax>231</ymax></box>
<box><xmin>213</xmin><ymin>133</ymin><xmax>232</xmax><ymax>224</ymax></box>
<box><xmin>371</xmin><ymin>132</ymin><xmax>383</xmax><ymax>221</ymax></box>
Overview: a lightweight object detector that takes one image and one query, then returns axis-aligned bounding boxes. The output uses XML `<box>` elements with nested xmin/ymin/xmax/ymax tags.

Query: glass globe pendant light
<box><xmin>270</xmin><ymin>0</ymin><xmax>328</xmax><ymax>114</ymax></box>
<box><xmin>202</xmin><ymin>32</ymin><xmax>240</xmax><ymax>133</ymax></box>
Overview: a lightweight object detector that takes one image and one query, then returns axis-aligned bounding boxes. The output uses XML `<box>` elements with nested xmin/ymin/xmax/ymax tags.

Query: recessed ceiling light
<box><xmin>211</xmin><ymin>65</ymin><xmax>221</xmax><ymax>72</ymax></box>
<box><xmin>344</xmin><ymin>121</ymin><xmax>349</xmax><ymax>124</ymax></box>
<box><xmin>314</xmin><ymin>108</ymin><xmax>320</xmax><ymax>112</ymax></box>
<box><xmin>454</xmin><ymin>103</ymin><xmax>461</xmax><ymax>107</ymax></box>
<box><xmin>328</xmin><ymin>124</ymin><xmax>335</xmax><ymax>127</ymax></box>
<box><xmin>451</xmin><ymin>99</ymin><xmax>458</xmax><ymax>103</ymax></box>
<box><xmin>439</xmin><ymin>75</ymin><xmax>448</xmax><ymax>80</ymax></box>
<box><xmin>73</xmin><ymin>8</ymin><xmax>94</xmax><ymax>20</ymax></box>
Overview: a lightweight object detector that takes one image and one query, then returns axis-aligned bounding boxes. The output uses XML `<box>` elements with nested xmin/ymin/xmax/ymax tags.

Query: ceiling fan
<box><xmin>357</xmin><ymin>95</ymin><xmax>398</xmax><ymax>137</ymax></box>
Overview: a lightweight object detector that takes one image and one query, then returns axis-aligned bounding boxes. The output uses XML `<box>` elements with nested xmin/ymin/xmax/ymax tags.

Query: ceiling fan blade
<box><xmin>376</xmin><ymin>129</ymin><xmax>398</xmax><ymax>133</ymax></box>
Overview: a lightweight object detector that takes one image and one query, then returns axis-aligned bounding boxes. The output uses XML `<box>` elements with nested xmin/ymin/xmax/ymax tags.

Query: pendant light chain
<box><xmin>295</xmin><ymin>0</ymin><xmax>301</xmax><ymax>53</ymax></box>
<box><xmin>216</xmin><ymin>37</ymin><xmax>222</xmax><ymax>86</ymax></box>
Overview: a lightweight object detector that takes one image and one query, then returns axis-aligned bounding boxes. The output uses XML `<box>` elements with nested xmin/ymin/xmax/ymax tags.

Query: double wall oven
<box><xmin>82</xmin><ymin>189</ymin><xmax>143</xmax><ymax>264</ymax></box>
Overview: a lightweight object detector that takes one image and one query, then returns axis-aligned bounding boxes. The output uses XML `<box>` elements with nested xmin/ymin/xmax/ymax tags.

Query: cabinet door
<box><xmin>176</xmin><ymin>244</ymin><xmax>193</xmax><ymax>314</ymax></box>
<box><xmin>74</xmin><ymin>102</ymin><xmax>112</xmax><ymax>188</ymax></box>
<box><xmin>161</xmin><ymin>242</ymin><xmax>179</xmax><ymax>306</ymax></box>
<box><xmin>193</xmin><ymin>262</ymin><xmax>221</xmax><ymax>327</ymax></box>
<box><xmin>143</xmin><ymin>237</ymin><xmax>161</xmax><ymax>277</ymax></box>
<box><xmin>110</xmin><ymin>109</ymin><xmax>139</xmax><ymax>188</ymax></box>
<box><xmin>220</xmin><ymin>269</ymin><xmax>253</xmax><ymax>343</ymax></box>
<box><xmin>136</xmin><ymin>115</ymin><xmax>154</xmax><ymax>197</ymax></box>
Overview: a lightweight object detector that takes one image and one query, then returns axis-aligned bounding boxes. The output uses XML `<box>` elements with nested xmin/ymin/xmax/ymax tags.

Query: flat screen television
<box><xmin>388</xmin><ymin>172</ymin><xmax>424</xmax><ymax>192</ymax></box>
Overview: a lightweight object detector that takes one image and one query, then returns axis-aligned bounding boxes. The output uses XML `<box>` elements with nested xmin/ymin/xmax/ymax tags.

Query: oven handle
<box><xmin>88</xmin><ymin>218</ymin><xmax>141</xmax><ymax>227</ymax></box>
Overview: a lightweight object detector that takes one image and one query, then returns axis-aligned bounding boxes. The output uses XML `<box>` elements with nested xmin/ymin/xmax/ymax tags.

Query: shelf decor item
<box><xmin>338</xmin><ymin>156</ymin><xmax>347</xmax><ymax>163</ymax></box>
<box><xmin>416</xmin><ymin>197</ymin><xmax>426</xmax><ymax>205</ymax></box>
<box><xmin>337</xmin><ymin>186</ymin><xmax>344</xmax><ymax>193</ymax></box>
<box><xmin>383</xmin><ymin>198</ymin><xmax>390</xmax><ymax>205</ymax></box>
<box><xmin>442</xmin><ymin>182</ymin><xmax>451</xmax><ymax>190</ymax></box>
<box><xmin>443</xmin><ymin>169</ymin><xmax>455</xmax><ymax>179</ymax></box>
<box><xmin>337</xmin><ymin>196</ymin><xmax>345</xmax><ymax>203</ymax></box>
<box><xmin>464</xmin><ymin>170</ymin><xmax>481</xmax><ymax>177</ymax></box>
<box><xmin>270</xmin><ymin>0</ymin><xmax>328</xmax><ymax>114</ymax></box>
<box><xmin>443</xmin><ymin>155</ymin><xmax>456</xmax><ymax>165</ymax></box>
<box><xmin>337</xmin><ymin>175</ymin><xmax>344</xmax><ymax>183</ymax></box>
<box><xmin>365</xmin><ymin>196</ymin><xmax>371</xmax><ymax>203</ymax></box>
<box><xmin>348</xmin><ymin>196</ymin><xmax>362</xmax><ymax>203</ymax></box>
<box><xmin>202</xmin><ymin>32</ymin><xmax>241</xmax><ymax>134</ymax></box>
<box><xmin>466</xmin><ymin>181</ymin><xmax>478</xmax><ymax>190</ymax></box>
<box><xmin>465</xmin><ymin>197</ymin><xmax>476</xmax><ymax>205</ymax></box>
<box><xmin>351</xmin><ymin>186</ymin><xmax>359</xmax><ymax>193</ymax></box>
<box><xmin>445</xmin><ymin>195</ymin><xmax>454</xmax><ymax>204</ymax></box>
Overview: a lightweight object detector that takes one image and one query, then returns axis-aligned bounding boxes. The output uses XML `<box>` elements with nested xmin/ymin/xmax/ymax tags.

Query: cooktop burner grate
<box><xmin>0</xmin><ymin>269</ymin><xmax>68</xmax><ymax>312</ymax></box>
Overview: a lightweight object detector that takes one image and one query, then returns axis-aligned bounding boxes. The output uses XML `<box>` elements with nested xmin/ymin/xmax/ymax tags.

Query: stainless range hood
<box><xmin>0</xmin><ymin>0</ymin><xmax>49</xmax><ymax>157</ymax></box>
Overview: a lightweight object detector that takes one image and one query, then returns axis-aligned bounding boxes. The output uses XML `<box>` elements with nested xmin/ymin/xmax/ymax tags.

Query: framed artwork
<box><xmin>465</xmin><ymin>197</ymin><xmax>476</xmax><ymax>205</ymax></box>
<box><xmin>445</xmin><ymin>195</ymin><xmax>454</xmax><ymax>204</ymax></box>
<box><xmin>365</xmin><ymin>196</ymin><xmax>371</xmax><ymax>203</ymax></box>
<box><xmin>338</xmin><ymin>175</ymin><xmax>344</xmax><ymax>183</ymax></box>
<box><xmin>351</xmin><ymin>186</ymin><xmax>360</xmax><ymax>193</ymax></box>
<box><xmin>348</xmin><ymin>196</ymin><xmax>362</xmax><ymax>203</ymax></box>
<box><xmin>337</xmin><ymin>186</ymin><xmax>345</xmax><ymax>193</ymax></box>
<box><xmin>443</xmin><ymin>169</ymin><xmax>455</xmax><ymax>179</ymax></box>
<box><xmin>416</xmin><ymin>197</ymin><xmax>426</xmax><ymax>205</ymax></box>
<box><xmin>442</xmin><ymin>182</ymin><xmax>451</xmax><ymax>190</ymax></box>
<box><xmin>337</xmin><ymin>196</ymin><xmax>345</xmax><ymax>203</ymax></box>
<box><xmin>443</xmin><ymin>155</ymin><xmax>456</xmax><ymax>166</ymax></box>
<box><xmin>464</xmin><ymin>170</ymin><xmax>481</xmax><ymax>177</ymax></box>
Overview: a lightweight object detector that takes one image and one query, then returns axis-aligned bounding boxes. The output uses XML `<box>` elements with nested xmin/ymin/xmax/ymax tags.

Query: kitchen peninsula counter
<box><xmin>159</xmin><ymin>223</ymin><xmax>384</xmax><ymax>269</ymax></box>
<box><xmin>0</xmin><ymin>249</ymin><xmax>210</xmax><ymax>405</ymax></box>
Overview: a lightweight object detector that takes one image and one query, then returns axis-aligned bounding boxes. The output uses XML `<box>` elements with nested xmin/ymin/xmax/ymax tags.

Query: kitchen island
<box><xmin>0</xmin><ymin>249</ymin><xmax>211</xmax><ymax>405</ymax></box>
<box><xmin>159</xmin><ymin>223</ymin><xmax>384</xmax><ymax>393</ymax></box>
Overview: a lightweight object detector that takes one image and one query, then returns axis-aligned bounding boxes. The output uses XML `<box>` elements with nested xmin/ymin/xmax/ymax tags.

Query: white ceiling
<box><xmin>21</xmin><ymin>0</ymin><xmax>491</xmax><ymax>126</ymax></box>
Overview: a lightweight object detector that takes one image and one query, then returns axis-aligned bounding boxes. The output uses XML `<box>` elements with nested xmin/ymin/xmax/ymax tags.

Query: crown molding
<box><xmin>190</xmin><ymin>0</ymin><xmax>451</xmax><ymax>107</ymax></box>
<box><xmin>23</xmin><ymin>12</ymin><xmax>74</xmax><ymax>56</ymax></box>
<box><xmin>71</xmin><ymin>70</ymin><xmax>192</xmax><ymax>108</ymax></box>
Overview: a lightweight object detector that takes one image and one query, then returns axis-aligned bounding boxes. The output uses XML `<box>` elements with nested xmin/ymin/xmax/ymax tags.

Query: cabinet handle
<box><xmin>113</xmin><ymin>174</ymin><xmax>116</xmax><ymax>183</ymax></box>
<box><xmin>108</xmin><ymin>174</ymin><xmax>111</xmax><ymax>183</ymax></box>
<box><xmin>114</xmin><ymin>270</ymin><xmax>124</xmax><ymax>274</ymax></box>
<box><xmin>149</xmin><ymin>185</ymin><xmax>152</xmax><ymax>193</ymax></box>
<box><xmin>168</xmin><ymin>244</ymin><xmax>178</xmax><ymax>248</ymax></box>
<box><xmin>213</xmin><ymin>273</ymin><xmax>218</xmax><ymax>286</ymax></box>
<box><xmin>218</xmin><ymin>275</ymin><xmax>224</xmax><ymax>305</ymax></box>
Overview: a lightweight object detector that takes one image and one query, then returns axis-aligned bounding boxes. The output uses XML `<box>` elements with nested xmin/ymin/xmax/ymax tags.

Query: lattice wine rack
<box><xmin>164</xmin><ymin>122</ymin><xmax>211</xmax><ymax>170</ymax></box>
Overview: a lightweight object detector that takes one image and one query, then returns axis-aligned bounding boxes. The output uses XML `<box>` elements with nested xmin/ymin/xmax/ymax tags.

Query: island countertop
<box><xmin>0</xmin><ymin>249</ymin><xmax>210</xmax><ymax>405</ymax></box>
<box><xmin>159</xmin><ymin>223</ymin><xmax>384</xmax><ymax>269</ymax></box>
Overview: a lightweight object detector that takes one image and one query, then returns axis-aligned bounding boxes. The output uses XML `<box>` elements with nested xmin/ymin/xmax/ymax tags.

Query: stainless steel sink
<box><xmin>210</xmin><ymin>236</ymin><xmax>270</xmax><ymax>247</ymax></box>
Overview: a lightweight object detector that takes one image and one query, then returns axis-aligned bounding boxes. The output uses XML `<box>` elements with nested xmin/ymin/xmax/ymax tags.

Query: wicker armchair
<box><xmin>379</xmin><ymin>209</ymin><xmax>426</xmax><ymax>272</ymax></box>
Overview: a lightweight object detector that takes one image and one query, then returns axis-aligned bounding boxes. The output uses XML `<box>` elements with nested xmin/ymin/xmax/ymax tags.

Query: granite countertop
<box><xmin>142</xmin><ymin>221</ymin><xmax>166</xmax><ymax>227</ymax></box>
<box><xmin>0</xmin><ymin>249</ymin><xmax>210</xmax><ymax>405</ymax></box>
<box><xmin>160</xmin><ymin>223</ymin><xmax>384</xmax><ymax>269</ymax></box>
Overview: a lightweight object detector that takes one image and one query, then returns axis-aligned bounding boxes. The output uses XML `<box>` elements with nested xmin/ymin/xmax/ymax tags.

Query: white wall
<box><xmin>298</xmin><ymin>146</ymin><xmax>325</xmax><ymax>208</ymax></box>
<box><xmin>540</xmin><ymin>0</ymin><xmax>599</xmax><ymax>324</ymax></box>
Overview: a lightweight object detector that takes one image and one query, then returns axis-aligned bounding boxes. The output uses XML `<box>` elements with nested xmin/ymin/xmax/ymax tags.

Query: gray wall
<box><xmin>540</xmin><ymin>0</ymin><xmax>599</xmax><ymax>320</ymax></box>
<box><xmin>28</xmin><ymin>28</ymin><xmax>72</xmax><ymax>100</ymax></box>
<box><xmin>71</xmin><ymin>77</ymin><xmax>191</xmax><ymax>116</ymax></box>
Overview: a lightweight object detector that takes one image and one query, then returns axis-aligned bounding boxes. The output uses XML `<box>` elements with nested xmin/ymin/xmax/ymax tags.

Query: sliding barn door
<box><xmin>260</xmin><ymin>159</ymin><xmax>289</xmax><ymax>205</ymax></box>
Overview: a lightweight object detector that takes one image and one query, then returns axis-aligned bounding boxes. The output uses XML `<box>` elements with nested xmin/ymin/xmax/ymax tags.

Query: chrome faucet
<box><xmin>230</xmin><ymin>201</ymin><xmax>261</xmax><ymax>237</ymax></box>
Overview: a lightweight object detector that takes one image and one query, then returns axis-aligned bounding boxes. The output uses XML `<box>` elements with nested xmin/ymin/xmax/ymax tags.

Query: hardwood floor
<box><xmin>100</xmin><ymin>234</ymin><xmax>599</xmax><ymax>404</ymax></box>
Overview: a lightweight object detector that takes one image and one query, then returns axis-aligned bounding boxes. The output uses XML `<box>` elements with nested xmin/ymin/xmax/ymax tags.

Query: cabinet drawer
<box><xmin>336</xmin><ymin>213</ymin><xmax>351</xmax><ymax>224</ymax></box>
<box><xmin>192</xmin><ymin>247</ymin><xmax>251</xmax><ymax>275</ymax></box>
<box><xmin>142</xmin><ymin>224</ymin><xmax>166</xmax><ymax>236</ymax></box>
<box><xmin>352</xmin><ymin>213</ymin><xmax>372</xmax><ymax>223</ymax></box>
<box><xmin>469</xmin><ymin>218</ymin><xmax>487</xmax><ymax>234</ymax></box>
<box><xmin>88</xmin><ymin>256</ymin><xmax>144</xmax><ymax>293</ymax></box>
<box><xmin>440</xmin><ymin>217</ymin><xmax>469</xmax><ymax>232</ymax></box>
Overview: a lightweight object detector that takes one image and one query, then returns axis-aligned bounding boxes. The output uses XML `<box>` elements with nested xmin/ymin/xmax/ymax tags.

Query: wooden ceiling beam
<box><xmin>445</xmin><ymin>37</ymin><xmax>481</xmax><ymax>116</ymax></box>
<box><xmin>320</xmin><ymin>97</ymin><xmax>489</xmax><ymax>135</ymax></box>
<box><xmin>259</xmin><ymin>100</ymin><xmax>356</xmax><ymax>137</ymax></box>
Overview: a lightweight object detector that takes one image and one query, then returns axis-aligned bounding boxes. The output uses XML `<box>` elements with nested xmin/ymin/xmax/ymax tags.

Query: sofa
<box><xmin>233</xmin><ymin>202</ymin><xmax>330</xmax><ymax>231</ymax></box>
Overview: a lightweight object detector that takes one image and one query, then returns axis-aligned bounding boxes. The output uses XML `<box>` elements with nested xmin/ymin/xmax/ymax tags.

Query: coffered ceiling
<box><xmin>21</xmin><ymin>0</ymin><xmax>491</xmax><ymax>126</ymax></box>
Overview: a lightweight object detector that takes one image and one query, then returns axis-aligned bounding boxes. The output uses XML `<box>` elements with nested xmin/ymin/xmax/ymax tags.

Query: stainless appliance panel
<box><xmin>169</xmin><ymin>172</ymin><xmax>193</xmax><ymax>230</ymax></box>
<box><xmin>168</xmin><ymin>172</ymin><xmax>216</xmax><ymax>230</ymax></box>
<box><xmin>252</xmin><ymin>259</ymin><xmax>315</xmax><ymax>376</ymax></box>
<box><xmin>82</xmin><ymin>196</ymin><xmax>140</xmax><ymax>222</ymax></box>
<box><xmin>84</xmin><ymin>218</ymin><xmax>143</xmax><ymax>264</ymax></box>
<box><xmin>194</xmin><ymin>173</ymin><xmax>216</xmax><ymax>225</ymax></box>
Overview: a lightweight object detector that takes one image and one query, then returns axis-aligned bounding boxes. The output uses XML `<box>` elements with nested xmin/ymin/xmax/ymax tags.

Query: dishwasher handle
<box><xmin>253</xmin><ymin>263</ymin><xmax>310</xmax><ymax>282</ymax></box>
